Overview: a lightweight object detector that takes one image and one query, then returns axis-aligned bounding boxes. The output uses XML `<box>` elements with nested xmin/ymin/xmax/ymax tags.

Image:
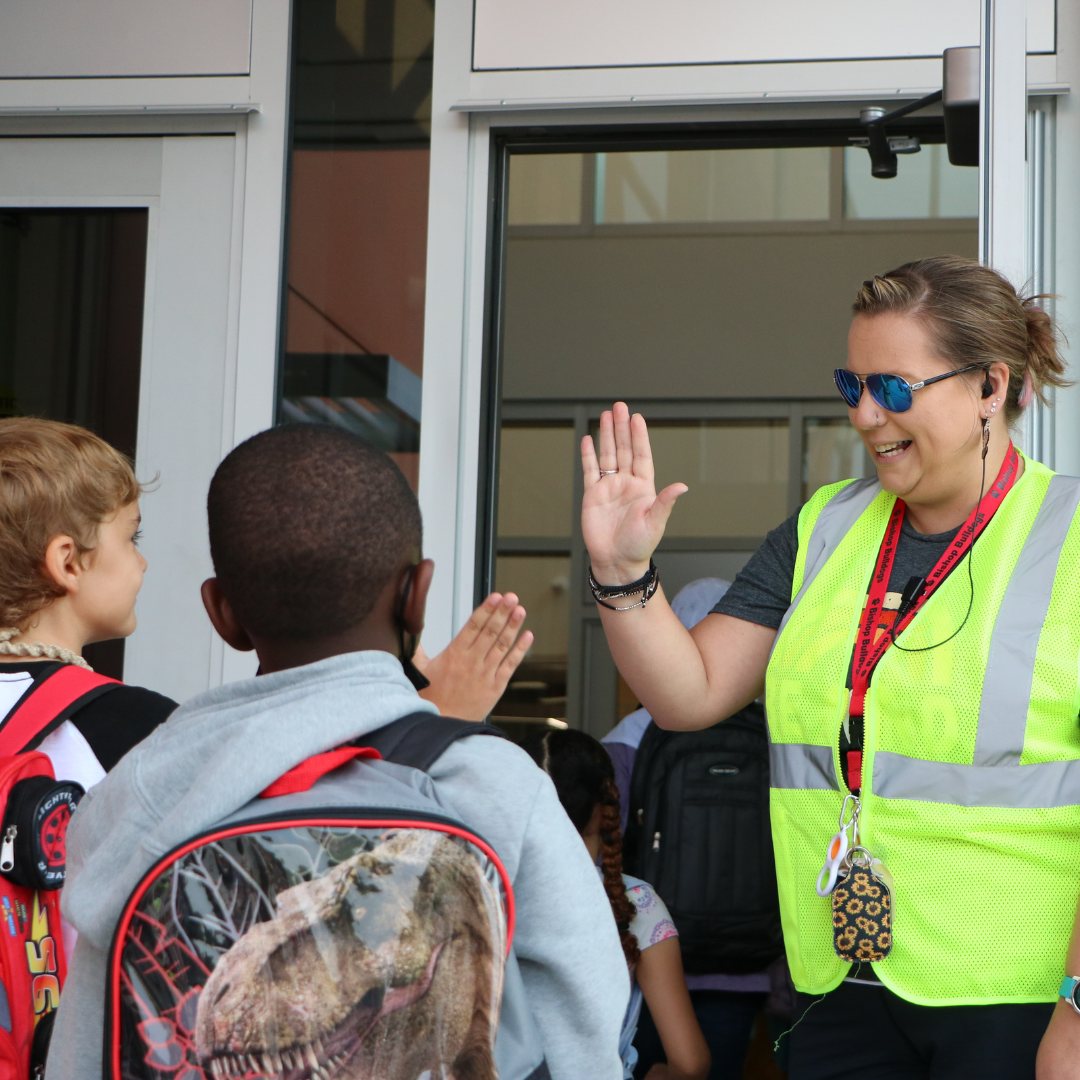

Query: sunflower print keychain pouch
<box><xmin>830</xmin><ymin>850</ymin><xmax>893</xmax><ymax>963</ymax></box>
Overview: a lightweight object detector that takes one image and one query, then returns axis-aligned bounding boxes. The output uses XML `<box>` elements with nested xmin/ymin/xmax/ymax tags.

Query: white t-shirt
<box><xmin>0</xmin><ymin>671</ymin><xmax>106</xmax><ymax>791</ymax></box>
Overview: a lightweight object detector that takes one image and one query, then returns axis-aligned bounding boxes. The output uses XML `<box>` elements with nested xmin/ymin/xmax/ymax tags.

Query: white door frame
<box><xmin>421</xmin><ymin>0</ymin><xmax>1059</xmax><ymax>651</ymax></box>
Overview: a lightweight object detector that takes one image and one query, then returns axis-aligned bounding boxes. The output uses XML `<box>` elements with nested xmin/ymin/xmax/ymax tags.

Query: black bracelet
<box><xmin>588</xmin><ymin>561</ymin><xmax>660</xmax><ymax>610</ymax></box>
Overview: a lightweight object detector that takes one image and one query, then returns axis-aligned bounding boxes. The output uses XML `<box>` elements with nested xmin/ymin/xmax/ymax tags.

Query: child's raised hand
<box><xmin>417</xmin><ymin>592</ymin><xmax>533</xmax><ymax>721</ymax></box>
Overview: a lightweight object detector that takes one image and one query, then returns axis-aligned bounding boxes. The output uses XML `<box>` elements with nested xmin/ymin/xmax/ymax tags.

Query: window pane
<box><xmin>497</xmin><ymin>425</ymin><xmax>575</xmax><ymax>536</ymax></box>
<box><xmin>843</xmin><ymin>144</ymin><xmax>978</xmax><ymax>220</ymax></box>
<box><xmin>597</xmin><ymin>147</ymin><xmax>830</xmax><ymax>224</ymax></box>
<box><xmin>491</xmin><ymin>554</ymin><xmax>571</xmax><ymax>727</ymax></box>
<box><xmin>280</xmin><ymin>0</ymin><xmax>433</xmax><ymax>491</ymax></box>
<box><xmin>804</xmin><ymin>417</ymin><xmax>869</xmax><ymax>500</ymax></box>
<box><xmin>594</xmin><ymin>420</ymin><xmax>789</xmax><ymax>537</ymax></box>
<box><xmin>508</xmin><ymin>154</ymin><xmax>584</xmax><ymax>226</ymax></box>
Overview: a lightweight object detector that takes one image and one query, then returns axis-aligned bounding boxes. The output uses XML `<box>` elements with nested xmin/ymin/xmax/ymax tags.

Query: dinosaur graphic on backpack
<box><xmin>105</xmin><ymin>716</ymin><xmax>533</xmax><ymax>1080</ymax></box>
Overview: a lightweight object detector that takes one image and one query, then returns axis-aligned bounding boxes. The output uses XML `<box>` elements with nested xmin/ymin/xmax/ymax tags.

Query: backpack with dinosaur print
<box><xmin>104</xmin><ymin>715</ymin><xmax>550</xmax><ymax>1080</ymax></box>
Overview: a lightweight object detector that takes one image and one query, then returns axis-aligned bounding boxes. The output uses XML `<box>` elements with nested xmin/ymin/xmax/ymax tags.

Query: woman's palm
<box><xmin>580</xmin><ymin>404</ymin><xmax>687</xmax><ymax>577</ymax></box>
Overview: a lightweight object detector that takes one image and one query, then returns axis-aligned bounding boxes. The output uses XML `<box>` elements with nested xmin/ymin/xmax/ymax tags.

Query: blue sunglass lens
<box><xmin>868</xmin><ymin>374</ymin><xmax>913</xmax><ymax>412</ymax></box>
<box><xmin>834</xmin><ymin>369</ymin><xmax>862</xmax><ymax>408</ymax></box>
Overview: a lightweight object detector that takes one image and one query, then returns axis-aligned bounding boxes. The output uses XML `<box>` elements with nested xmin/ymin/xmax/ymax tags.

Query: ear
<box><xmin>200</xmin><ymin>578</ymin><xmax>255</xmax><ymax>652</ymax></box>
<box><xmin>41</xmin><ymin>534</ymin><xmax>84</xmax><ymax>596</ymax></box>
<box><xmin>401</xmin><ymin>559</ymin><xmax>435</xmax><ymax>638</ymax></box>
<box><xmin>984</xmin><ymin>361</ymin><xmax>1011</xmax><ymax>410</ymax></box>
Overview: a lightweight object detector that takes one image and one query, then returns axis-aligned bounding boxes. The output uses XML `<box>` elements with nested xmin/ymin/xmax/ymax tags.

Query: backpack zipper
<box><xmin>0</xmin><ymin>825</ymin><xmax>16</xmax><ymax>873</ymax></box>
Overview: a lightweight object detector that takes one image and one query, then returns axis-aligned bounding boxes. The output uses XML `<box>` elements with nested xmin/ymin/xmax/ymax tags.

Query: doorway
<box><xmin>0</xmin><ymin>208</ymin><xmax>148</xmax><ymax>678</ymax></box>
<box><xmin>481</xmin><ymin>123</ymin><xmax>978</xmax><ymax>740</ymax></box>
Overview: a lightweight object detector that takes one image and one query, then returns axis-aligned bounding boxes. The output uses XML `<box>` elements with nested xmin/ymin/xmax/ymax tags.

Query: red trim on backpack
<box><xmin>108</xmin><ymin>816</ymin><xmax>515</xmax><ymax>1080</ymax></box>
<box><xmin>0</xmin><ymin>666</ymin><xmax>119</xmax><ymax>756</ymax></box>
<box><xmin>259</xmin><ymin>747</ymin><xmax>383</xmax><ymax>798</ymax></box>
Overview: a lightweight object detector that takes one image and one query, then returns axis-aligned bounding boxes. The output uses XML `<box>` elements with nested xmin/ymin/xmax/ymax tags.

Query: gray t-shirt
<box><xmin>712</xmin><ymin>507</ymin><xmax>961</xmax><ymax>628</ymax></box>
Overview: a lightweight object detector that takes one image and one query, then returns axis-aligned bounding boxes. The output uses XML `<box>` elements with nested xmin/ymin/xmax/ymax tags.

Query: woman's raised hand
<box><xmin>581</xmin><ymin>402</ymin><xmax>687</xmax><ymax>584</ymax></box>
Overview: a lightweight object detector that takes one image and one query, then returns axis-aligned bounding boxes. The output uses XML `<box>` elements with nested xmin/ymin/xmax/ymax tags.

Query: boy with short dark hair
<box><xmin>48</xmin><ymin>425</ymin><xmax>628</xmax><ymax>1079</ymax></box>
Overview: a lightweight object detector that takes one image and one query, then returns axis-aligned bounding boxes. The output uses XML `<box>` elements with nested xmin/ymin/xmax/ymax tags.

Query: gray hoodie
<box><xmin>48</xmin><ymin>651</ymin><xmax>628</xmax><ymax>1079</ymax></box>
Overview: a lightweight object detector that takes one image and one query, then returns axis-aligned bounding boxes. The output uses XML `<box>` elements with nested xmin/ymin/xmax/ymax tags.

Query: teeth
<box><xmin>305</xmin><ymin>1046</ymin><xmax>320</xmax><ymax>1072</ymax></box>
<box><xmin>272</xmin><ymin>1053</ymin><xmax>283</xmax><ymax>1073</ymax></box>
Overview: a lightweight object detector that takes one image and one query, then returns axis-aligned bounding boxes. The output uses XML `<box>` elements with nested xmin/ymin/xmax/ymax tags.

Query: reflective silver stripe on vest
<box><xmin>973</xmin><ymin>474</ymin><xmax>1080</xmax><ymax>766</ymax></box>
<box><xmin>873</xmin><ymin>751</ymin><xmax>1080</xmax><ymax>809</ymax></box>
<box><xmin>774</xmin><ymin>477</ymin><xmax>881</xmax><ymax>645</ymax></box>
<box><xmin>770</xmin><ymin>743</ymin><xmax>839</xmax><ymax>791</ymax></box>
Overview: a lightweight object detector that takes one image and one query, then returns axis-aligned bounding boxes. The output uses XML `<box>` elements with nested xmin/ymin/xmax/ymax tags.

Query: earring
<box><xmin>989</xmin><ymin>400</ymin><xmax>999</xmax><ymax>414</ymax></box>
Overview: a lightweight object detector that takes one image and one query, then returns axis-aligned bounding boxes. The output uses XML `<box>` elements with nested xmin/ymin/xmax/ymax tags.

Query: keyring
<box><xmin>816</xmin><ymin>830</ymin><xmax>850</xmax><ymax>897</ymax></box>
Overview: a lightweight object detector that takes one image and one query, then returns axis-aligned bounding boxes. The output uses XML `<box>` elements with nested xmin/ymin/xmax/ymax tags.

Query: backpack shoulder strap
<box><xmin>355</xmin><ymin>712</ymin><xmax>510</xmax><ymax>772</ymax></box>
<box><xmin>0</xmin><ymin>663</ymin><xmax>121</xmax><ymax>756</ymax></box>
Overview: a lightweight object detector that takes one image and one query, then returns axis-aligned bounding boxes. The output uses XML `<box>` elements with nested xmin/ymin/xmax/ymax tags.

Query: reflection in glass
<box><xmin>596</xmin><ymin>148</ymin><xmax>830</xmax><ymax>225</ymax></box>
<box><xmin>642</xmin><ymin>420</ymin><xmax>789</xmax><ymax>536</ymax></box>
<box><xmin>280</xmin><ymin>0</ymin><xmax>434</xmax><ymax>491</ymax></box>
<box><xmin>508</xmin><ymin>154</ymin><xmax>584</xmax><ymax>226</ymax></box>
<box><xmin>497</xmin><ymin>425</ymin><xmax>575</xmax><ymax>537</ymax></box>
<box><xmin>843</xmin><ymin>144</ymin><xmax>978</xmax><ymax>220</ymax></box>
<box><xmin>804</xmin><ymin>417</ymin><xmax>869</xmax><ymax>500</ymax></box>
<box><xmin>491</xmin><ymin>555</ymin><xmax>571</xmax><ymax>733</ymax></box>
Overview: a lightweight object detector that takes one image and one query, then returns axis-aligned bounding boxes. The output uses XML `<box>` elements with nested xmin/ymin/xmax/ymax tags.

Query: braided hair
<box><xmin>524</xmin><ymin>728</ymin><xmax>641</xmax><ymax>966</ymax></box>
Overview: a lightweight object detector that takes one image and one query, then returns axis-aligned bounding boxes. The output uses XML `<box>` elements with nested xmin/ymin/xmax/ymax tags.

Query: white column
<box><xmin>1052</xmin><ymin>2</ymin><xmax>1080</xmax><ymax>475</ymax></box>
<box><xmin>980</xmin><ymin>0</ymin><xmax>1028</xmax><ymax>281</ymax></box>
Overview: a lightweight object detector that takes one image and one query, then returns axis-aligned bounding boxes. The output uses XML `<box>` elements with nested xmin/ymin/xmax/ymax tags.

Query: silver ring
<box><xmin>599</xmin><ymin>469</ymin><xmax>618</xmax><ymax>476</ymax></box>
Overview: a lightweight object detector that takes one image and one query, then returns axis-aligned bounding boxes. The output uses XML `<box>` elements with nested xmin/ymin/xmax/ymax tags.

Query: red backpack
<box><xmin>0</xmin><ymin>663</ymin><xmax>118</xmax><ymax>1079</ymax></box>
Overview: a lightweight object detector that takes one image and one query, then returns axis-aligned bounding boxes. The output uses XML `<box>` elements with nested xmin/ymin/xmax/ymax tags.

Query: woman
<box><xmin>524</xmin><ymin>728</ymin><xmax>710</xmax><ymax>1080</ymax></box>
<box><xmin>579</xmin><ymin>256</ymin><xmax>1080</xmax><ymax>1080</ymax></box>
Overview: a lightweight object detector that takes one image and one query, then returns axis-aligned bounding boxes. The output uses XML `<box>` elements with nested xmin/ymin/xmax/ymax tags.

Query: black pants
<box><xmin>788</xmin><ymin>982</ymin><xmax>1054</xmax><ymax>1080</ymax></box>
<box><xmin>633</xmin><ymin>990</ymin><xmax>767</xmax><ymax>1080</ymax></box>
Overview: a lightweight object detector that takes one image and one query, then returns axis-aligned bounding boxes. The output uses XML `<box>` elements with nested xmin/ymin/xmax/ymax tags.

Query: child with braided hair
<box><xmin>525</xmin><ymin>728</ymin><xmax>710</xmax><ymax>1080</ymax></box>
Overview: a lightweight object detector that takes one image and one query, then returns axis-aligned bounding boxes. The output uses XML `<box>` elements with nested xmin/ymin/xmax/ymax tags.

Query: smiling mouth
<box><xmin>873</xmin><ymin>440</ymin><xmax>912</xmax><ymax>460</ymax></box>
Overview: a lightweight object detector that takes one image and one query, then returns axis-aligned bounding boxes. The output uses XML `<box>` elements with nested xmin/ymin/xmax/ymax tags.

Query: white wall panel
<box><xmin>126</xmin><ymin>137</ymin><xmax>238</xmax><ymax>704</ymax></box>
<box><xmin>0</xmin><ymin>0</ymin><xmax>251</xmax><ymax>78</ymax></box>
<box><xmin>473</xmin><ymin>0</ymin><xmax>1053</xmax><ymax>72</ymax></box>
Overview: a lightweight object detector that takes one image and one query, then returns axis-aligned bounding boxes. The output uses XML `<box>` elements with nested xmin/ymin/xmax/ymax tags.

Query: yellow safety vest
<box><xmin>766</xmin><ymin>454</ymin><xmax>1080</xmax><ymax>1005</ymax></box>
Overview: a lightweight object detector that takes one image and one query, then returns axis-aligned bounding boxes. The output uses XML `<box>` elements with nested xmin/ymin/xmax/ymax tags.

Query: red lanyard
<box><xmin>849</xmin><ymin>443</ymin><xmax>1020</xmax><ymax>719</ymax></box>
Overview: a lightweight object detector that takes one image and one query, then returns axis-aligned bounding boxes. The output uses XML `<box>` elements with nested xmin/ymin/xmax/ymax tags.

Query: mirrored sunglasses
<box><xmin>833</xmin><ymin>364</ymin><xmax>982</xmax><ymax>413</ymax></box>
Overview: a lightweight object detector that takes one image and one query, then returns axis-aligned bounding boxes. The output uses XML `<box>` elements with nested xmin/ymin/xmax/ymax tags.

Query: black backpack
<box><xmin>622</xmin><ymin>703</ymin><xmax>783</xmax><ymax>975</ymax></box>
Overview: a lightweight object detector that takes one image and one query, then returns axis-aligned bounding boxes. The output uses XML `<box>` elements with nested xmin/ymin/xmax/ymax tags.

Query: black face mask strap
<box><xmin>396</xmin><ymin>566</ymin><xmax>430</xmax><ymax>691</ymax></box>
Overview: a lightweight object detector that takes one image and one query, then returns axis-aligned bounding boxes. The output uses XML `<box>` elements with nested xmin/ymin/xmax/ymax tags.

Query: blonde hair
<box><xmin>852</xmin><ymin>255</ymin><xmax>1070</xmax><ymax>424</ymax></box>
<box><xmin>0</xmin><ymin>418</ymin><xmax>142</xmax><ymax>627</ymax></box>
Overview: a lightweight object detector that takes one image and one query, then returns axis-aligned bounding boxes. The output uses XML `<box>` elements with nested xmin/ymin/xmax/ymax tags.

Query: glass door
<box><xmin>483</xmin><ymin>127</ymin><xmax>979</xmax><ymax>739</ymax></box>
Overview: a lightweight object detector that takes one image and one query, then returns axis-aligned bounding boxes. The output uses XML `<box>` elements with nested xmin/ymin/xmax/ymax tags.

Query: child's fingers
<box><xmin>484</xmin><ymin>603</ymin><xmax>526</xmax><ymax>663</ymax></box>
<box><xmin>461</xmin><ymin>593</ymin><xmax>504</xmax><ymax>644</ymax></box>
<box><xmin>474</xmin><ymin>592</ymin><xmax>519</xmax><ymax>650</ymax></box>
<box><xmin>498</xmin><ymin>629</ymin><xmax>533</xmax><ymax>682</ymax></box>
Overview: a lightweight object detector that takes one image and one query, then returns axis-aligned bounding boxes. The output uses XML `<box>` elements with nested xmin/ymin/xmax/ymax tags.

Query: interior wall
<box><xmin>503</xmin><ymin>227</ymin><xmax>978</xmax><ymax>400</ymax></box>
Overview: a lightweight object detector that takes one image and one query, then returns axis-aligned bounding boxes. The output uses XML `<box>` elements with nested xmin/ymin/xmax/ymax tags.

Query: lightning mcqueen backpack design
<box><xmin>105</xmin><ymin>715</ymin><xmax>551</xmax><ymax>1080</ymax></box>
<box><xmin>0</xmin><ymin>662</ymin><xmax>120</xmax><ymax>1079</ymax></box>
